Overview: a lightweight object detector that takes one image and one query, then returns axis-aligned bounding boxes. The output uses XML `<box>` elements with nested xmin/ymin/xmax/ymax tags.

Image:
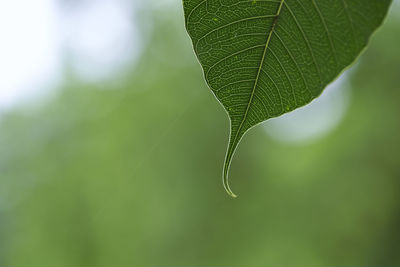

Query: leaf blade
<box><xmin>183</xmin><ymin>0</ymin><xmax>392</xmax><ymax>197</ymax></box>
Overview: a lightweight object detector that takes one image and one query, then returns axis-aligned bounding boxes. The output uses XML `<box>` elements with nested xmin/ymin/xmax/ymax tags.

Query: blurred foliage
<box><xmin>0</xmin><ymin>3</ymin><xmax>399</xmax><ymax>267</ymax></box>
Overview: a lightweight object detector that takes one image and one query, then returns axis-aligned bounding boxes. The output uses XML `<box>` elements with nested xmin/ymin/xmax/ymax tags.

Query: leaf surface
<box><xmin>183</xmin><ymin>0</ymin><xmax>391</xmax><ymax>197</ymax></box>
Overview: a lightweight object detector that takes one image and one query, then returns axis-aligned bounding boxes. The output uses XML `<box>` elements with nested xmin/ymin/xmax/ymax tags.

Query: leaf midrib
<box><xmin>221</xmin><ymin>0</ymin><xmax>285</xmax><ymax>197</ymax></box>
<box><xmin>231</xmin><ymin>0</ymin><xmax>285</xmax><ymax>149</ymax></box>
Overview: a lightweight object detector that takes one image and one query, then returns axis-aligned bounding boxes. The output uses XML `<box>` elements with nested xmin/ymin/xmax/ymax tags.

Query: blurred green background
<box><xmin>1</xmin><ymin>1</ymin><xmax>400</xmax><ymax>266</ymax></box>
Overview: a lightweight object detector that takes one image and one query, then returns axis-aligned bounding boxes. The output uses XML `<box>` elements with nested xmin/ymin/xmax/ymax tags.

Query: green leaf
<box><xmin>183</xmin><ymin>0</ymin><xmax>391</xmax><ymax>197</ymax></box>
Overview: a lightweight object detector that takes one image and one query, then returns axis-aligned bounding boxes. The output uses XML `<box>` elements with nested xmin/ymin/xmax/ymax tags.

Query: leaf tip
<box><xmin>223</xmin><ymin>182</ymin><xmax>238</xmax><ymax>198</ymax></box>
<box><xmin>223</xmin><ymin>164</ymin><xmax>238</xmax><ymax>198</ymax></box>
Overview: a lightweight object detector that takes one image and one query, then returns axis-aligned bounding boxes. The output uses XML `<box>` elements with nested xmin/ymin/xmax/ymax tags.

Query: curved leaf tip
<box><xmin>223</xmin><ymin>163</ymin><xmax>237</xmax><ymax>198</ymax></box>
<box><xmin>222</xmin><ymin>132</ymin><xmax>241</xmax><ymax>198</ymax></box>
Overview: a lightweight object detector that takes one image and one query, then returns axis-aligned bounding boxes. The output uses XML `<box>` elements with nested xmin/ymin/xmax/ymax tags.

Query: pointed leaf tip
<box><xmin>223</xmin><ymin>151</ymin><xmax>238</xmax><ymax>198</ymax></box>
<box><xmin>223</xmin><ymin>177</ymin><xmax>237</xmax><ymax>198</ymax></box>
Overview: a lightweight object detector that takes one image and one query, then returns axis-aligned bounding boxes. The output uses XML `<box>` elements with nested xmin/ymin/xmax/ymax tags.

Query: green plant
<box><xmin>183</xmin><ymin>0</ymin><xmax>392</xmax><ymax>197</ymax></box>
